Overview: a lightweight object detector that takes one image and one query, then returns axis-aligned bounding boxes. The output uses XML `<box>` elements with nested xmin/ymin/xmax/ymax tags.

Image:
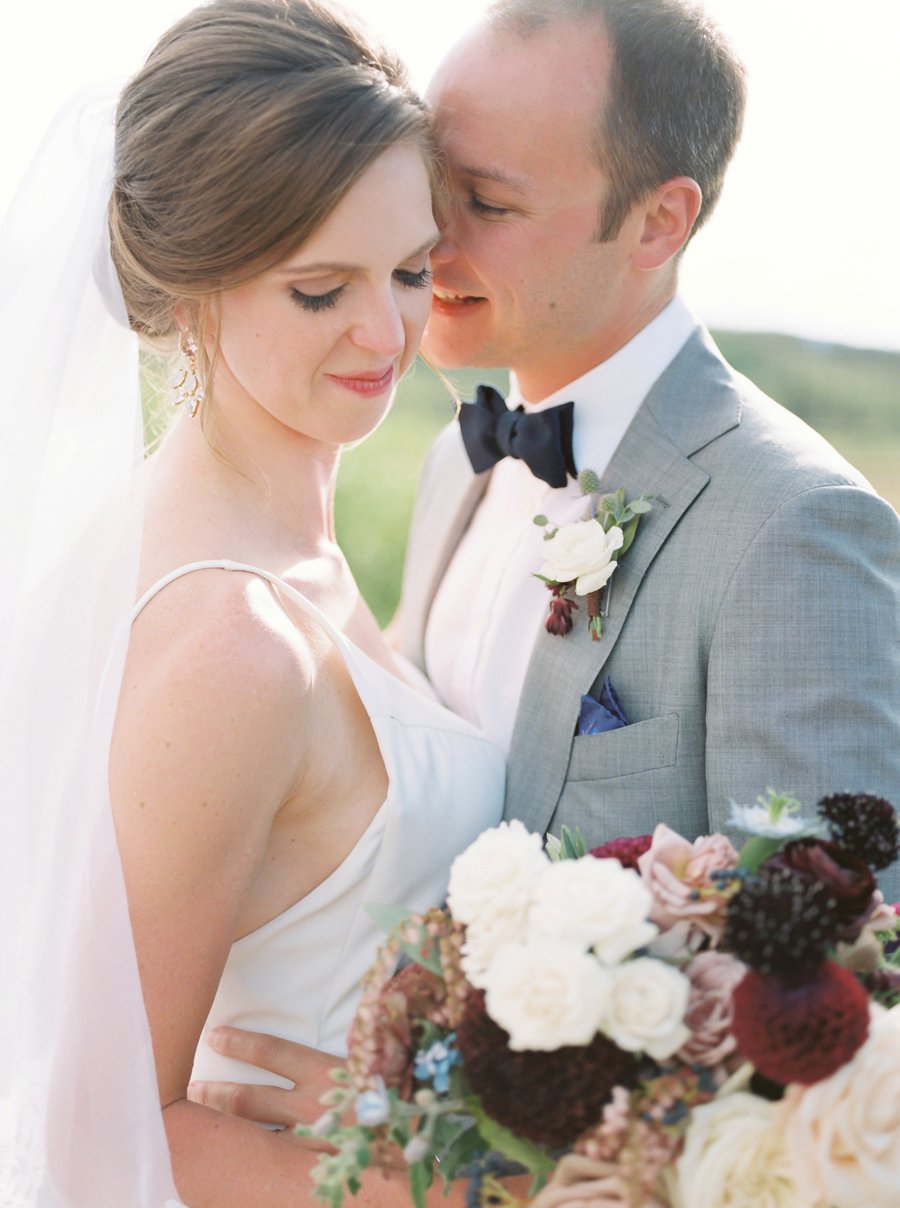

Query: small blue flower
<box><xmin>355</xmin><ymin>1080</ymin><xmax>391</xmax><ymax>1127</ymax></box>
<box><xmin>413</xmin><ymin>1033</ymin><xmax>461</xmax><ymax>1095</ymax></box>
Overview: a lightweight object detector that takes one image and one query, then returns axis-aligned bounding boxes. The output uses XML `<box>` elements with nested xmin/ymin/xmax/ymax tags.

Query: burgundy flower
<box><xmin>764</xmin><ymin>838</ymin><xmax>877</xmax><ymax>942</ymax></box>
<box><xmin>545</xmin><ymin>592</ymin><xmax>578</xmax><ymax>636</ymax></box>
<box><xmin>457</xmin><ymin>989</ymin><xmax>633</xmax><ymax>1148</ymax></box>
<box><xmin>732</xmin><ymin>962</ymin><xmax>870</xmax><ymax>1085</ymax></box>
<box><xmin>817</xmin><ymin>792</ymin><xmax>899</xmax><ymax>871</ymax></box>
<box><xmin>590</xmin><ymin>834</ymin><xmax>653</xmax><ymax>871</ymax></box>
<box><xmin>723</xmin><ymin>867</ymin><xmax>839</xmax><ymax>974</ymax></box>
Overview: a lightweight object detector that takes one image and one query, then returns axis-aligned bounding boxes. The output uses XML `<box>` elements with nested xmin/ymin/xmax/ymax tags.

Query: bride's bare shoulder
<box><xmin>121</xmin><ymin>565</ymin><xmax>325</xmax><ymax>752</ymax></box>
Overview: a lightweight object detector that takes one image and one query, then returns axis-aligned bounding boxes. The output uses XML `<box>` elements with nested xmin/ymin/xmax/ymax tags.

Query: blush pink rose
<box><xmin>676</xmin><ymin>951</ymin><xmax>747</xmax><ymax>1068</ymax></box>
<box><xmin>638</xmin><ymin>825</ymin><xmax>739</xmax><ymax>946</ymax></box>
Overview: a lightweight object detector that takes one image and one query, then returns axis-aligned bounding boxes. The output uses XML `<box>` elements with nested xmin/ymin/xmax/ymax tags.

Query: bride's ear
<box><xmin>633</xmin><ymin>177</ymin><xmax>703</xmax><ymax>270</ymax></box>
<box><xmin>173</xmin><ymin>300</ymin><xmax>192</xmax><ymax>335</ymax></box>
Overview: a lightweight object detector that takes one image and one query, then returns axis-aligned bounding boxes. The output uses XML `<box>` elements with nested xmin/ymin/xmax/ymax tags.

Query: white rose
<box><xmin>529</xmin><ymin>857</ymin><xmax>657</xmax><ymax>963</ymax></box>
<box><xmin>602</xmin><ymin>957</ymin><xmax>691</xmax><ymax>1060</ymax></box>
<box><xmin>783</xmin><ymin>1004</ymin><xmax>900</xmax><ymax>1208</ymax></box>
<box><xmin>674</xmin><ymin>1093</ymin><xmax>807</xmax><ymax>1208</ymax></box>
<box><xmin>538</xmin><ymin>520</ymin><xmax>624</xmax><ymax>595</ymax></box>
<box><xmin>446</xmin><ymin>820</ymin><xmax>548</xmax><ymax>926</ymax></box>
<box><xmin>482</xmin><ymin>940</ymin><xmax>612</xmax><ymax>1051</ymax></box>
<box><xmin>461</xmin><ymin>900</ymin><xmax>532</xmax><ymax>988</ymax></box>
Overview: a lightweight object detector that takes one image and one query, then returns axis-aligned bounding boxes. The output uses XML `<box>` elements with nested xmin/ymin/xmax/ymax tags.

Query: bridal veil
<box><xmin>0</xmin><ymin>89</ymin><xmax>181</xmax><ymax>1205</ymax></box>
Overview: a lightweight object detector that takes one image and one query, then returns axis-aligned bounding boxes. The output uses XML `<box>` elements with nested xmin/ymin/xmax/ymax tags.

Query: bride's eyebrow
<box><xmin>278</xmin><ymin>233</ymin><xmax>440</xmax><ymax>277</ymax></box>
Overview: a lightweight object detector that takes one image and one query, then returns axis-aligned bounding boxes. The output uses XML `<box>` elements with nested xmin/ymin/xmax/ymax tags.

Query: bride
<box><xmin>2</xmin><ymin>2</ymin><xmax>489</xmax><ymax>1203</ymax></box>
<box><xmin>0</xmin><ymin>2</ymin><xmax>617</xmax><ymax>1205</ymax></box>
<box><xmin>105</xmin><ymin>1</ymin><xmax>510</xmax><ymax>1204</ymax></box>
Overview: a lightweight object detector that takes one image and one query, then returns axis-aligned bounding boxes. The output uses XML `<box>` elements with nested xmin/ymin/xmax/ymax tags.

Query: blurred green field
<box><xmin>335</xmin><ymin>334</ymin><xmax>900</xmax><ymax>625</ymax></box>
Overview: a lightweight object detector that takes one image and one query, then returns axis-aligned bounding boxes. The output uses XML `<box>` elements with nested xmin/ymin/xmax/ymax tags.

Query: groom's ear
<box><xmin>633</xmin><ymin>177</ymin><xmax>702</xmax><ymax>270</ymax></box>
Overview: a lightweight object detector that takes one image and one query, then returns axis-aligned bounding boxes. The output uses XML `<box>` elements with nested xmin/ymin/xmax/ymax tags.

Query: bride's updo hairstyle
<box><xmin>109</xmin><ymin>0</ymin><xmax>434</xmax><ymax>348</ymax></box>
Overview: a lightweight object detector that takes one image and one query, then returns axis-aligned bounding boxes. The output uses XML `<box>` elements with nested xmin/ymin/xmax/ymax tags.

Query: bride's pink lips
<box><xmin>325</xmin><ymin>365</ymin><xmax>395</xmax><ymax>396</ymax></box>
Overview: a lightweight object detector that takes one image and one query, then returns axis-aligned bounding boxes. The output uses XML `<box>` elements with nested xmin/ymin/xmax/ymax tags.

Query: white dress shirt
<box><xmin>425</xmin><ymin>296</ymin><xmax>699</xmax><ymax>755</ymax></box>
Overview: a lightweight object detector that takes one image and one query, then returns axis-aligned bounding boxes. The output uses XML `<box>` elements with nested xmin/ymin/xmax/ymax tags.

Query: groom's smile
<box><xmin>430</xmin><ymin>285</ymin><xmax>488</xmax><ymax>316</ymax></box>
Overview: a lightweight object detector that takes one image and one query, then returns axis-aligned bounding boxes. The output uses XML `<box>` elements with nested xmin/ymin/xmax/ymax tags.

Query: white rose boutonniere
<box><xmin>538</xmin><ymin>520</ymin><xmax>624</xmax><ymax>596</ymax></box>
<box><xmin>534</xmin><ymin>471</ymin><xmax>652</xmax><ymax>639</ymax></box>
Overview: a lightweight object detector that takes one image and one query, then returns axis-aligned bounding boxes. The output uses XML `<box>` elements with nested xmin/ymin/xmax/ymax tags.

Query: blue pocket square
<box><xmin>577</xmin><ymin>676</ymin><xmax>629</xmax><ymax>736</ymax></box>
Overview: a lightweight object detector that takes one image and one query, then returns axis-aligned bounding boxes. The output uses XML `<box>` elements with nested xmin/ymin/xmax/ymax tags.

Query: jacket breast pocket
<box><xmin>568</xmin><ymin>712</ymin><xmax>679</xmax><ymax>782</ymax></box>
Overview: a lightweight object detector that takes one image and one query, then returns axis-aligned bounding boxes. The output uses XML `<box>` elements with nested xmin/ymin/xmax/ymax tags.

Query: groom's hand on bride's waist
<box><xmin>187</xmin><ymin>1027</ymin><xmax>338</xmax><ymax>1131</ymax></box>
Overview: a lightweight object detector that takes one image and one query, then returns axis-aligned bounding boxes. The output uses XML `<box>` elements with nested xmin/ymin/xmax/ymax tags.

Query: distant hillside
<box><xmin>711</xmin><ymin>330</ymin><xmax>900</xmax><ymax>439</ymax></box>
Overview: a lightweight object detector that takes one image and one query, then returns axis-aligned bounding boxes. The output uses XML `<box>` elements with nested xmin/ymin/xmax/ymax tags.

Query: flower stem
<box><xmin>587</xmin><ymin>589</ymin><xmax>603</xmax><ymax>640</ymax></box>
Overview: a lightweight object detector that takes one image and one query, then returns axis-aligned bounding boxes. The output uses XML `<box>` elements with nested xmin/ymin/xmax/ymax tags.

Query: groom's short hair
<box><xmin>488</xmin><ymin>0</ymin><xmax>747</xmax><ymax>241</ymax></box>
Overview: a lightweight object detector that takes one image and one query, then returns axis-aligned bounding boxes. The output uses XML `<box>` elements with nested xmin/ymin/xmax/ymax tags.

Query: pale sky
<box><xmin>3</xmin><ymin>0</ymin><xmax>898</xmax><ymax>351</ymax></box>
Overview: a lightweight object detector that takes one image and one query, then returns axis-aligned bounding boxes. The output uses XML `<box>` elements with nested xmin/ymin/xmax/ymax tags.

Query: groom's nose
<box><xmin>430</xmin><ymin>227</ymin><xmax>458</xmax><ymax>266</ymax></box>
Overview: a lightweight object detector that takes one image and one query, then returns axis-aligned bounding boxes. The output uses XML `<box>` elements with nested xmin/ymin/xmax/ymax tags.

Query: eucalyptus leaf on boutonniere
<box><xmin>533</xmin><ymin>470</ymin><xmax>653</xmax><ymax>639</ymax></box>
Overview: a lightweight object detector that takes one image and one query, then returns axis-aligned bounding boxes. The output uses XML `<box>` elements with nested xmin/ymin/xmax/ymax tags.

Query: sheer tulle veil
<box><xmin>0</xmin><ymin>88</ymin><xmax>182</xmax><ymax>1205</ymax></box>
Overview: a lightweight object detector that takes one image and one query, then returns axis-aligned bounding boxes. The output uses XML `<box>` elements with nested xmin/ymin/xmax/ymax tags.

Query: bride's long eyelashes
<box><xmin>291</xmin><ymin>286</ymin><xmax>346</xmax><ymax>313</ymax></box>
<box><xmin>291</xmin><ymin>267</ymin><xmax>431</xmax><ymax>315</ymax></box>
<box><xmin>394</xmin><ymin>266</ymin><xmax>433</xmax><ymax>290</ymax></box>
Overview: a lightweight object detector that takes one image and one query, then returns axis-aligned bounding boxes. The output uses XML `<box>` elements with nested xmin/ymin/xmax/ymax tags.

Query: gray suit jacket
<box><xmin>399</xmin><ymin>329</ymin><xmax>900</xmax><ymax>897</ymax></box>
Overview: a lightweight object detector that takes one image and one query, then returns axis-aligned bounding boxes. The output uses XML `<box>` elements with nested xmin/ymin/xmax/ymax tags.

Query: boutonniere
<box><xmin>533</xmin><ymin>470</ymin><xmax>653</xmax><ymax>640</ymax></box>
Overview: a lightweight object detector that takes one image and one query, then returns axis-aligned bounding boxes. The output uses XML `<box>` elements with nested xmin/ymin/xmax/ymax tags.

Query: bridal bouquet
<box><xmin>301</xmin><ymin>791</ymin><xmax>900</xmax><ymax>1208</ymax></box>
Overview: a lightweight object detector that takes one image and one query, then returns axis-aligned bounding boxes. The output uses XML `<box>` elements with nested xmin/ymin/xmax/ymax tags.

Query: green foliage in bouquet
<box><xmin>296</xmin><ymin>907</ymin><xmax>554</xmax><ymax>1208</ymax></box>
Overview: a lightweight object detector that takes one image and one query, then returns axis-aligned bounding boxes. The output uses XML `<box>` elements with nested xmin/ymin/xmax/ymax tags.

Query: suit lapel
<box><xmin>506</xmin><ymin>329</ymin><xmax>742</xmax><ymax>835</ymax></box>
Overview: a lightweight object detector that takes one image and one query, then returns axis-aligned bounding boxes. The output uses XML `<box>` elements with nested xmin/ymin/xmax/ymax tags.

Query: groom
<box><xmin>399</xmin><ymin>0</ymin><xmax>900</xmax><ymax>859</ymax></box>
<box><xmin>190</xmin><ymin>0</ymin><xmax>900</xmax><ymax>1117</ymax></box>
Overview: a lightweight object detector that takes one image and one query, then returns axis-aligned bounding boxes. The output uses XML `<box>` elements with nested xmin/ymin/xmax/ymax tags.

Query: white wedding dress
<box><xmin>132</xmin><ymin>560</ymin><xmax>505</xmax><ymax>1100</ymax></box>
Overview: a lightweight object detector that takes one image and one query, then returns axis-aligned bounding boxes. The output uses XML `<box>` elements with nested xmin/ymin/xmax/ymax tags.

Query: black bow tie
<box><xmin>457</xmin><ymin>384</ymin><xmax>577</xmax><ymax>488</ymax></box>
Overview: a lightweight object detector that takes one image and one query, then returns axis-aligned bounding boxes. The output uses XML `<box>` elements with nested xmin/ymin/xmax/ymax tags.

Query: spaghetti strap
<box><xmin>132</xmin><ymin>558</ymin><xmax>348</xmax><ymax>650</ymax></box>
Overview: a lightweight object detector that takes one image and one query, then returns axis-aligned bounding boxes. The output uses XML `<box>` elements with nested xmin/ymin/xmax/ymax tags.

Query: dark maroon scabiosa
<box><xmin>456</xmin><ymin>989</ymin><xmax>633</xmax><ymax>1148</ymax></box>
<box><xmin>732</xmin><ymin>962</ymin><xmax>870</xmax><ymax>1085</ymax></box>
<box><xmin>545</xmin><ymin>585</ymin><xmax>578</xmax><ymax>636</ymax></box>
<box><xmin>589</xmin><ymin>834</ymin><xmax>654</xmax><ymax>871</ymax></box>
<box><xmin>723</xmin><ymin>867</ymin><xmax>839</xmax><ymax>974</ymax></box>
<box><xmin>764</xmin><ymin>838</ymin><xmax>877</xmax><ymax>942</ymax></box>
<box><xmin>817</xmin><ymin>792</ymin><xmax>899</xmax><ymax>871</ymax></box>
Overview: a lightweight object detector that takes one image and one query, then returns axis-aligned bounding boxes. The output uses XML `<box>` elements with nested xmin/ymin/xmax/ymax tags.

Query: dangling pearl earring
<box><xmin>171</xmin><ymin>331</ymin><xmax>205</xmax><ymax>418</ymax></box>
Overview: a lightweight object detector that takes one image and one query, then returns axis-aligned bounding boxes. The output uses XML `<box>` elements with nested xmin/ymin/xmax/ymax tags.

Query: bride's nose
<box><xmin>349</xmin><ymin>288</ymin><xmax>405</xmax><ymax>358</ymax></box>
